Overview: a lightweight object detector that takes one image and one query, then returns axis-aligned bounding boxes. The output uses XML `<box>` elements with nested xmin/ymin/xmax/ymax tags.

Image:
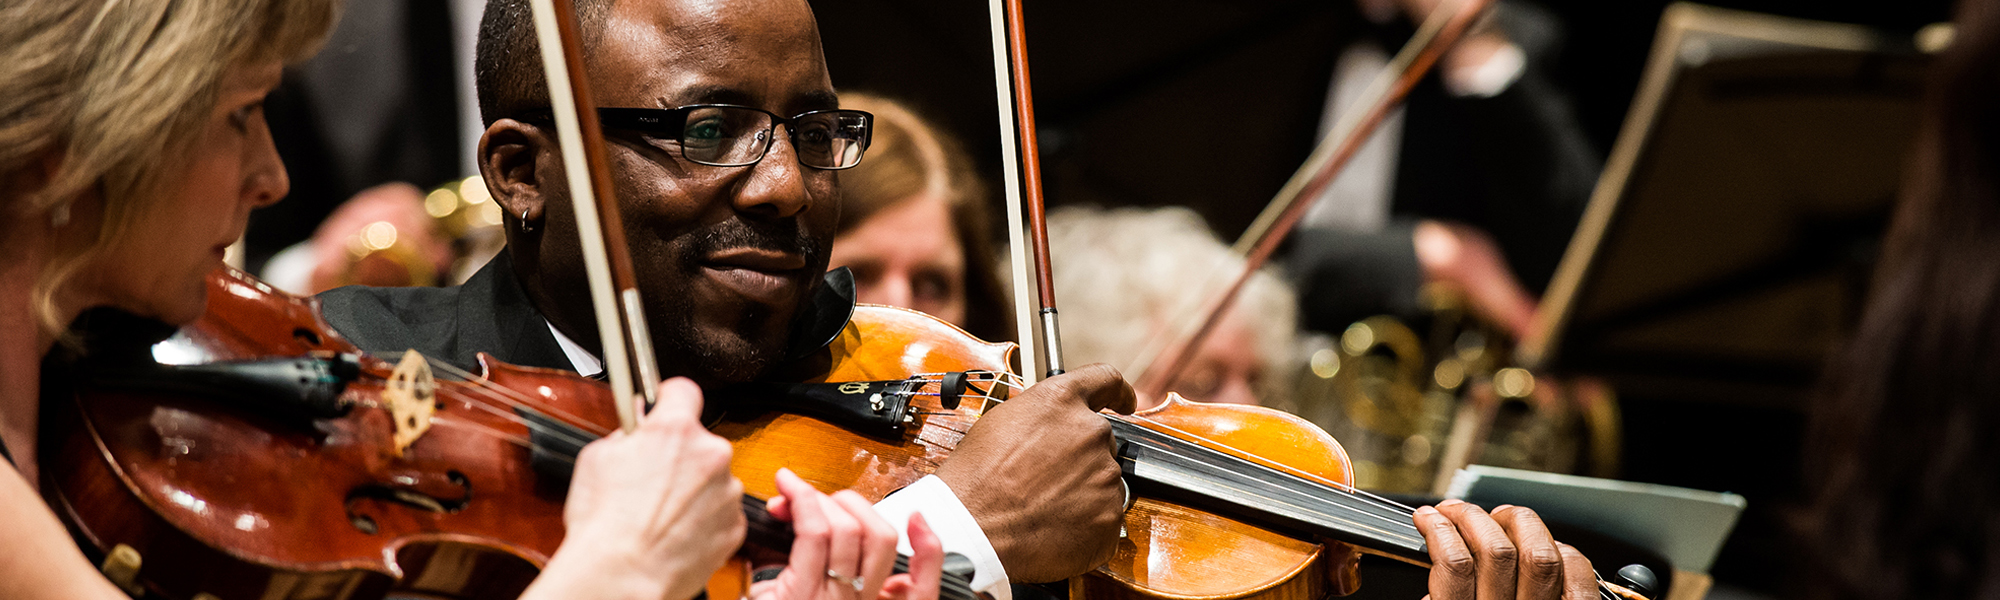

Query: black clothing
<box><xmin>315</xmin><ymin>251</ymin><xmax>854</xmax><ymax>373</ymax></box>
<box><xmin>318</xmin><ymin>251</ymin><xmax>573</xmax><ymax>372</ymax></box>
<box><xmin>1287</xmin><ymin>2</ymin><xmax>1599</xmax><ymax>334</ymax></box>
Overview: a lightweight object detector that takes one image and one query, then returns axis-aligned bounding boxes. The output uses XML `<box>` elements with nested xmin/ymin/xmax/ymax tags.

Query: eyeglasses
<box><xmin>518</xmin><ymin>104</ymin><xmax>874</xmax><ymax>170</ymax></box>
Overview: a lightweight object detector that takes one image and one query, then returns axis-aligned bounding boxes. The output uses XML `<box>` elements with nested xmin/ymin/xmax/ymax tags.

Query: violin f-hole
<box><xmin>344</xmin><ymin>469</ymin><xmax>474</xmax><ymax>530</ymax></box>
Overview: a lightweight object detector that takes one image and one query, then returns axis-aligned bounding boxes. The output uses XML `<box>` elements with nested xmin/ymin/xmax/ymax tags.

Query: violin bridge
<box><xmin>384</xmin><ymin>350</ymin><xmax>439</xmax><ymax>457</ymax></box>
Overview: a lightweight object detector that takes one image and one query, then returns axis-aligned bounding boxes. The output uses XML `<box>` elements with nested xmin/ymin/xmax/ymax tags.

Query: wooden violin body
<box><xmin>40</xmin><ymin>268</ymin><xmax>1015</xmax><ymax>600</ymax></box>
<box><xmin>1077</xmin><ymin>395</ymin><xmax>1363</xmax><ymax>600</ymax></box>
<box><xmin>42</xmin><ymin>267</ymin><xmax>620</xmax><ymax>599</ymax></box>
<box><xmin>714</xmin><ymin>302</ymin><xmax>1011</xmax><ymax>502</ymax></box>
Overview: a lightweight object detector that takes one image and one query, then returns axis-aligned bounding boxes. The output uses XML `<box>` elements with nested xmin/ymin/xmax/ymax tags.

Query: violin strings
<box><xmin>1114</xmin><ymin>425</ymin><xmax>1426</xmax><ymax>543</ymax></box>
<box><xmin>951</xmin><ymin>372</ymin><xmax>1421</xmax><ymax>521</ymax></box>
<box><xmin>1112</xmin><ymin>411</ymin><xmax>1420</xmax><ymax>518</ymax></box>
<box><xmin>416</xmin><ymin>369</ymin><xmax>606</xmax><ymax>449</ymax></box>
<box><xmin>416</xmin><ymin>354</ymin><xmax>604</xmax><ymax>434</ymax></box>
<box><xmin>431</xmin><ymin>384</ymin><xmax>604</xmax><ymax>450</ymax></box>
<box><xmin>409</xmin><ymin>353</ymin><xmax>615</xmax><ymax>437</ymax></box>
<box><xmin>1123</xmin><ymin>444</ymin><xmax>1427</xmax><ymax>550</ymax></box>
<box><xmin>911</xmin><ymin>421</ymin><xmax>973</xmax><ymax>437</ymax></box>
<box><xmin>360</xmin><ymin>351</ymin><xmax>609</xmax><ymax>449</ymax></box>
<box><xmin>798</xmin><ymin>369</ymin><xmax>1420</xmax><ymax>527</ymax></box>
<box><xmin>890</xmin><ymin>371</ymin><xmax>1422</xmax><ymax>525</ymax></box>
<box><xmin>1115</xmin><ymin>433</ymin><xmax>1425</xmax><ymax>547</ymax></box>
<box><xmin>349</xmin><ymin>397</ymin><xmax>577</xmax><ymax>466</ymax></box>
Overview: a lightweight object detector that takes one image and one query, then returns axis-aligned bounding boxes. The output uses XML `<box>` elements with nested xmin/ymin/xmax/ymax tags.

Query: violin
<box><xmin>40</xmin><ymin>266</ymin><xmax>981</xmax><ymax>600</ymax></box>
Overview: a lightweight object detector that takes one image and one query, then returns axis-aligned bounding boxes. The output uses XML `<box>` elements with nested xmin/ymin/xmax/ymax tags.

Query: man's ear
<box><xmin>479</xmin><ymin>119</ymin><xmax>547</xmax><ymax>230</ymax></box>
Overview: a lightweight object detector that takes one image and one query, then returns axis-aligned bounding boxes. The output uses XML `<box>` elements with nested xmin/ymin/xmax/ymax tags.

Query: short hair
<box><xmin>474</xmin><ymin>0</ymin><xmax>614</xmax><ymax>127</ymax></box>
<box><xmin>834</xmin><ymin>92</ymin><xmax>1013</xmax><ymax>342</ymax></box>
<box><xmin>0</xmin><ymin>0</ymin><xmax>338</xmax><ymax>334</ymax></box>
<box><xmin>1047</xmin><ymin>206</ymin><xmax>1300</xmax><ymax>407</ymax></box>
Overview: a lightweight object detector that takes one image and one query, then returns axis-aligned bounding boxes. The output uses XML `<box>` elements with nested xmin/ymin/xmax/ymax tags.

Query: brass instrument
<box><xmin>1292</xmin><ymin>285</ymin><xmax>1622</xmax><ymax>495</ymax></box>
<box><xmin>322</xmin><ymin>176</ymin><xmax>508</xmax><ymax>290</ymax></box>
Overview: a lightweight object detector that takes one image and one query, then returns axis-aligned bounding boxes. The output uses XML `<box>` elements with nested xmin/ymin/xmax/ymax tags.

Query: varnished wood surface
<box><xmin>718</xmin><ymin>303</ymin><xmax>1015</xmax><ymax>502</ymax></box>
<box><xmin>45</xmin><ymin>268</ymin><xmax>597</xmax><ymax>599</ymax></box>
<box><xmin>1078</xmin><ymin>394</ymin><xmax>1361</xmax><ymax>600</ymax></box>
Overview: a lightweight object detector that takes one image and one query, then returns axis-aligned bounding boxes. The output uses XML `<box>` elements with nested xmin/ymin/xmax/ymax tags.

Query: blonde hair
<box><xmin>1048</xmin><ymin>206</ymin><xmax>1300</xmax><ymax>407</ymax></box>
<box><xmin>0</xmin><ymin>0</ymin><xmax>338</xmax><ymax>333</ymax></box>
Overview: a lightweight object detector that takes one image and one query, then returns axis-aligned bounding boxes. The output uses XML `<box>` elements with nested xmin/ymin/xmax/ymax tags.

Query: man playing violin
<box><xmin>319</xmin><ymin>0</ymin><xmax>1609</xmax><ymax>598</ymax></box>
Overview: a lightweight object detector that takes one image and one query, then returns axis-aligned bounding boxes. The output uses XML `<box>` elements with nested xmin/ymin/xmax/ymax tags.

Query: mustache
<box><xmin>680</xmin><ymin>219</ymin><xmax>823</xmax><ymax>264</ymax></box>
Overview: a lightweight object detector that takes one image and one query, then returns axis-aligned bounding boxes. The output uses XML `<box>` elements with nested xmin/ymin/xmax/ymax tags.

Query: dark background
<box><xmin>811</xmin><ymin>0</ymin><xmax>1953</xmax><ymax>236</ymax></box>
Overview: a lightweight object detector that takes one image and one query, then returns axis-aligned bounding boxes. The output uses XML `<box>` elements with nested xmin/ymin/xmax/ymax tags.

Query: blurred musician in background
<box><xmin>1803</xmin><ymin>0</ymin><xmax>2000</xmax><ymax>597</ymax></box>
<box><xmin>246</xmin><ymin>0</ymin><xmax>466</xmax><ymax>270</ymax></box>
<box><xmin>259</xmin><ymin>181</ymin><xmax>456</xmax><ymax>294</ymax></box>
<box><xmin>827</xmin><ymin>93</ymin><xmax>1014</xmax><ymax>342</ymax></box>
<box><xmin>1291</xmin><ymin>0</ymin><xmax>1599</xmax><ymax>340</ymax></box>
<box><xmin>1048</xmin><ymin>206</ymin><xmax>1300</xmax><ymax>410</ymax></box>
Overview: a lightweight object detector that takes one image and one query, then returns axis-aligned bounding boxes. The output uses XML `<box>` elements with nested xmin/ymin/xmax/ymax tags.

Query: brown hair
<box><xmin>1802</xmin><ymin>1</ymin><xmax>2000</xmax><ymax>597</ymax></box>
<box><xmin>0</xmin><ymin>0</ymin><xmax>338</xmax><ymax>334</ymax></box>
<box><xmin>836</xmin><ymin>92</ymin><xmax>1014</xmax><ymax>342</ymax></box>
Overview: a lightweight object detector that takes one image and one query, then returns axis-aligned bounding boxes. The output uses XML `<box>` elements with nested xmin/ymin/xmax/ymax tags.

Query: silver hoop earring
<box><xmin>519</xmin><ymin>208</ymin><xmax>534</xmax><ymax>232</ymax></box>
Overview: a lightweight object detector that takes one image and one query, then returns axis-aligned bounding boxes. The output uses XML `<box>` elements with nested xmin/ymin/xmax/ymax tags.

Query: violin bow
<box><xmin>525</xmin><ymin>0</ymin><xmax>660</xmax><ymax>432</ymax></box>
<box><xmin>1128</xmin><ymin>0</ymin><xmax>1495</xmax><ymax>396</ymax></box>
<box><xmin>991</xmin><ymin>0</ymin><xmax>1065</xmax><ymax>384</ymax></box>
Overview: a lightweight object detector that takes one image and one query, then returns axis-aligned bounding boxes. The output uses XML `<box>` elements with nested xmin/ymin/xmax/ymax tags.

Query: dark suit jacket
<box><xmin>316</xmin><ymin>252</ymin><xmax>856</xmax><ymax>374</ymax></box>
<box><xmin>317</xmin><ymin>251</ymin><xmax>574</xmax><ymax>372</ymax></box>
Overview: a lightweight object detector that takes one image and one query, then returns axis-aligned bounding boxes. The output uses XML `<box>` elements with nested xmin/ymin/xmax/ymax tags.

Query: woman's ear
<box><xmin>480</xmin><ymin>119</ymin><xmax>546</xmax><ymax>233</ymax></box>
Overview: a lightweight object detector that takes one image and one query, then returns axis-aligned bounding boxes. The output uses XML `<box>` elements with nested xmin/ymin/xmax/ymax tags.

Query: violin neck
<box><xmin>741</xmin><ymin>494</ymin><xmax>797</xmax><ymax>555</ymax></box>
<box><xmin>1107</xmin><ymin>418</ymin><xmax>1430</xmax><ymax>564</ymax></box>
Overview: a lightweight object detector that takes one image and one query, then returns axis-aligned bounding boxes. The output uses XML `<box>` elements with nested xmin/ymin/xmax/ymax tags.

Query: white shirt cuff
<box><xmin>873</xmin><ymin>475</ymin><xmax>1011</xmax><ymax>600</ymax></box>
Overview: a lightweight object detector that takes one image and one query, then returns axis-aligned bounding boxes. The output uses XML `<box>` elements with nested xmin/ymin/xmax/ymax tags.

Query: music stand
<box><xmin>1517</xmin><ymin>3</ymin><xmax>1933</xmax><ymax>407</ymax></box>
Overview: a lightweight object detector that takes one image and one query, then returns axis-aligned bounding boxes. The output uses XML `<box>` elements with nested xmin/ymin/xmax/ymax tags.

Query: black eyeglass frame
<box><xmin>514</xmin><ymin>104</ymin><xmax>875</xmax><ymax>171</ymax></box>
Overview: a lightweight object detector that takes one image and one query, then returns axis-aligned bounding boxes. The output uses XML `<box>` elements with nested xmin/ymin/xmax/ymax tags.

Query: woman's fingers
<box><xmin>775</xmin><ymin>468</ymin><xmax>831</xmax><ymax>591</ymax></box>
<box><xmin>898</xmin><ymin>513</ymin><xmax>943</xmax><ymax>600</ymax></box>
<box><xmin>643</xmin><ymin>377</ymin><xmax>706</xmax><ymax>429</ymax></box>
<box><xmin>817</xmin><ymin>494</ymin><xmax>864</xmax><ymax>597</ymax></box>
<box><xmin>832</xmin><ymin>490</ymin><xmax>897</xmax><ymax>600</ymax></box>
<box><xmin>878</xmin><ymin>577</ymin><xmax>914</xmax><ymax>600</ymax></box>
<box><xmin>768</xmin><ymin>494</ymin><xmax>792</xmax><ymax>522</ymax></box>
